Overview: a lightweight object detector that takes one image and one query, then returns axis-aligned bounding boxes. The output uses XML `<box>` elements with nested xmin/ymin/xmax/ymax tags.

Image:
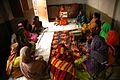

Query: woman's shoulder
<box><xmin>93</xmin><ymin>35</ymin><xmax>105</xmax><ymax>42</ymax></box>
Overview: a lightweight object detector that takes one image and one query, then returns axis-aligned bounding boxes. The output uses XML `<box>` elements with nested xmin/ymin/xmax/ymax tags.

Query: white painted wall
<box><xmin>47</xmin><ymin>0</ymin><xmax>87</xmax><ymax>5</ymax></box>
<box><xmin>114</xmin><ymin>0</ymin><xmax>120</xmax><ymax>21</ymax></box>
<box><xmin>87</xmin><ymin>0</ymin><xmax>116</xmax><ymax>18</ymax></box>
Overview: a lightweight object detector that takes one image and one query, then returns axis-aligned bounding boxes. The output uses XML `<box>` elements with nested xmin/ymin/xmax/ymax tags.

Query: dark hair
<box><xmin>34</xmin><ymin>16</ymin><xmax>39</xmax><ymax>21</ymax></box>
<box><xmin>94</xmin><ymin>12</ymin><xmax>100</xmax><ymax>19</ymax></box>
<box><xmin>22</xmin><ymin>19</ymin><xmax>28</xmax><ymax>29</ymax></box>
<box><xmin>91</xmin><ymin>20</ymin><xmax>101</xmax><ymax>37</ymax></box>
<box><xmin>95</xmin><ymin>20</ymin><xmax>101</xmax><ymax>27</ymax></box>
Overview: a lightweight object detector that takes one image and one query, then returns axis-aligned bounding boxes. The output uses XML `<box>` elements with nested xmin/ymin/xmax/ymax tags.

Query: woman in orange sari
<box><xmin>59</xmin><ymin>6</ymin><xmax>68</xmax><ymax>25</ymax></box>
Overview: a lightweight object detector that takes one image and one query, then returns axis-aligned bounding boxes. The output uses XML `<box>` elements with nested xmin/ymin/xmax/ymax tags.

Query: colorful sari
<box><xmin>16</xmin><ymin>23</ymin><xmax>35</xmax><ymax>49</ymax></box>
<box><xmin>86</xmin><ymin>35</ymin><xmax>108</xmax><ymax>77</ymax></box>
<box><xmin>49</xmin><ymin>44</ymin><xmax>76</xmax><ymax>80</ymax></box>
<box><xmin>6</xmin><ymin>43</ymin><xmax>22</xmax><ymax>78</ymax></box>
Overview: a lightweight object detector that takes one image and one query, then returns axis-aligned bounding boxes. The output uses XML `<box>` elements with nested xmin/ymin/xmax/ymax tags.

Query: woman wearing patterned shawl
<box><xmin>49</xmin><ymin>44</ymin><xmax>76</xmax><ymax>80</ymax></box>
<box><xmin>99</xmin><ymin>22</ymin><xmax>111</xmax><ymax>40</ymax></box>
<box><xmin>20</xmin><ymin>46</ymin><xmax>48</xmax><ymax>80</ymax></box>
<box><xmin>86</xmin><ymin>27</ymin><xmax>108</xmax><ymax>79</ymax></box>
<box><xmin>6</xmin><ymin>43</ymin><xmax>22</xmax><ymax>78</ymax></box>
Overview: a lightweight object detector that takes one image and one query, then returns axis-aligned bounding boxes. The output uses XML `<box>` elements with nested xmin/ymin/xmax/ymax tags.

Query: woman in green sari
<box><xmin>99</xmin><ymin>22</ymin><xmax>111</xmax><ymax>40</ymax></box>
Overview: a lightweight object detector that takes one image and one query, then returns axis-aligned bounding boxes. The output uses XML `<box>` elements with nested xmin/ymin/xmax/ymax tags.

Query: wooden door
<box><xmin>32</xmin><ymin>0</ymin><xmax>48</xmax><ymax>22</ymax></box>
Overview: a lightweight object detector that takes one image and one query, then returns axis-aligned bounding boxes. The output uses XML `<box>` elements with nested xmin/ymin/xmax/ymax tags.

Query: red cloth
<box><xmin>60</xmin><ymin>18</ymin><xmax>68</xmax><ymax>25</ymax></box>
<box><xmin>50</xmin><ymin>44</ymin><xmax>76</xmax><ymax>80</ymax></box>
<box><xmin>106</xmin><ymin>30</ymin><xmax>119</xmax><ymax>46</ymax></box>
<box><xmin>108</xmin><ymin>45</ymin><xmax>116</xmax><ymax>65</ymax></box>
<box><xmin>106</xmin><ymin>30</ymin><xmax>119</xmax><ymax>65</ymax></box>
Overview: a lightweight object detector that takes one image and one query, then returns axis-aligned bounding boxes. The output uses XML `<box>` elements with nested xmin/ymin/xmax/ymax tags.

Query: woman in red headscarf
<box><xmin>106</xmin><ymin>30</ymin><xmax>119</xmax><ymax>65</ymax></box>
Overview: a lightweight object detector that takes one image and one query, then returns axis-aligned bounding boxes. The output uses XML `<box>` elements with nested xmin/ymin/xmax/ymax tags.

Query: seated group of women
<box><xmin>77</xmin><ymin>12</ymin><xmax>119</xmax><ymax>79</ymax></box>
<box><xmin>6</xmin><ymin>11</ymin><xmax>120</xmax><ymax>80</ymax></box>
<box><xmin>52</xmin><ymin>12</ymin><xmax>119</xmax><ymax>80</ymax></box>
<box><xmin>6</xmin><ymin>16</ymin><xmax>48</xmax><ymax>79</ymax></box>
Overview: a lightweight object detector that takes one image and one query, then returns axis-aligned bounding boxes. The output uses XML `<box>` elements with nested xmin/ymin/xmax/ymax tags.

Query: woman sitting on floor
<box><xmin>20</xmin><ymin>46</ymin><xmax>48</xmax><ymax>80</ymax></box>
<box><xmin>99</xmin><ymin>22</ymin><xmax>111</xmax><ymax>40</ymax></box>
<box><xmin>49</xmin><ymin>44</ymin><xmax>76</xmax><ymax>80</ymax></box>
<box><xmin>32</xmin><ymin>16</ymin><xmax>44</xmax><ymax>34</ymax></box>
<box><xmin>106</xmin><ymin>30</ymin><xmax>120</xmax><ymax>77</ymax></box>
<box><xmin>6</xmin><ymin>43</ymin><xmax>23</xmax><ymax>79</ymax></box>
<box><xmin>76</xmin><ymin>10</ymin><xmax>87</xmax><ymax>26</ymax></box>
<box><xmin>59</xmin><ymin>6</ymin><xmax>68</xmax><ymax>25</ymax></box>
<box><xmin>85</xmin><ymin>22</ymin><xmax>108</xmax><ymax>79</ymax></box>
<box><xmin>22</xmin><ymin>20</ymin><xmax>38</xmax><ymax>42</ymax></box>
<box><xmin>82</xmin><ymin>12</ymin><xmax>101</xmax><ymax>33</ymax></box>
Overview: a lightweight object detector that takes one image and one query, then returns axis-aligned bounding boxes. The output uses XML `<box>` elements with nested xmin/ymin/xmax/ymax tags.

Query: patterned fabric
<box><xmin>86</xmin><ymin>35</ymin><xmax>108</xmax><ymax>77</ymax></box>
<box><xmin>49</xmin><ymin>30</ymin><xmax>93</xmax><ymax>80</ymax></box>
<box><xmin>99</xmin><ymin>22</ymin><xmax>111</xmax><ymax>40</ymax></box>
<box><xmin>49</xmin><ymin>30</ymin><xmax>81</xmax><ymax>80</ymax></box>
<box><xmin>49</xmin><ymin>44</ymin><xmax>76</xmax><ymax>80</ymax></box>
<box><xmin>91</xmin><ymin>35</ymin><xmax>108</xmax><ymax>63</ymax></box>
<box><xmin>6</xmin><ymin>43</ymin><xmax>19</xmax><ymax>77</ymax></box>
<box><xmin>50</xmin><ymin>30</ymin><xmax>80</xmax><ymax>59</ymax></box>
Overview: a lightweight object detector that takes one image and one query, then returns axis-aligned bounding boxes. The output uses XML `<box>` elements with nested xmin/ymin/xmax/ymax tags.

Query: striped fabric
<box><xmin>50</xmin><ymin>54</ymin><xmax>76</xmax><ymax>80</ymax></box>
<box><xmin>49</xmin><ymin>30</ymin><xmax>87</xmax><ymax>80</ymax></box>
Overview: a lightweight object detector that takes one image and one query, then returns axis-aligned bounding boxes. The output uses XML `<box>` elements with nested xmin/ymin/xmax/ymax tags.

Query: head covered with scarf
<box><xmin>106</xmin><ymin>30</ymin><xmax>119</xmax><ymax>47</ymax></box>
<box><xmin>99</xmin><ymin>22</ymin><xmax>111</xmax><ymax>40</ymax></box>
<box><xmin>20</xmin><ymin>46</ymin><xmax>48</xmax><ymax>80</ymax></box>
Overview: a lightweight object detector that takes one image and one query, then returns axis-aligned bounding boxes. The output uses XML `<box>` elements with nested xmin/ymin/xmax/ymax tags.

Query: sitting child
<box><xmin>54</xmin><ymin>16</ymin><xmax>60</xmax><ymax>26</ymax></box>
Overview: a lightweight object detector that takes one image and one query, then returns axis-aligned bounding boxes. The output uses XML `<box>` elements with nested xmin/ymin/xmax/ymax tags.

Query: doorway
<box><xmin>32</xmin><ymin>0</ymin><xmax>48</xmax><ymax>22</ymax></box>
